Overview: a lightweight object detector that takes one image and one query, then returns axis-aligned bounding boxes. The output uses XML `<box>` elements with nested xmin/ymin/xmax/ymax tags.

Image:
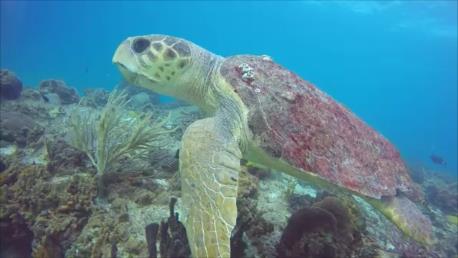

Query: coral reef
<box><xmin>0</xmin><ymin>111</ymin><xmax>44</xmax><ymax>147</ymax></box>
<box><xmin>0</xmin><ymin>164</ymin><xmax>96</xmax><ymax>258</ymax></box>
<box><xmin>0</xmin><ymin>83</ymin><xmax>198</xmax><ymax>257</ymax></box>
<box><xmin>64</xmin><ymin>170</ymin><xmax>178</xmax><ymax>258</ymax></box>
<box><xmin>0</xmin><ymin>89</ymin><xmax>56</xmax><ymax>124</ymax></box>
<box><xmin>119</xmin><ymin>81</ymin><xmax>161</xmax><ymax>108</ymax></box>
<box><xmin>408</xmin><ymin>164</ymin><xmax>427</xmax><ymax>184</ymax></box>
<box><xmin>230</xmin><ymin>167</ymin><xmax>275</xmax><ymax>258</ymax></box>
<box><xmin>276</xmin><ymin>196</ymin><xmax>364</xmax><ymax>258</ymax></box>
<box><xmin>425</xmin><ymin>180</ymin><xmax>458</xmax><ymax>214</ymax></box>
<box><xmin>0</xmin><ymin>69</ymin><xmax>23</xmax><ymax>100</ymax></box>
<box><xmin>148</xmin><ymin>148</ymin><xmax>179</xmax><ymax>173</ymax></box>
<box><xmin>45</xmin><ymin>138</ymin><xmax>88</xmax><ymax>174</ymax></box>
<box><xmin>0</xmin><ymin>160</ymin><xmax>6</xmax><ymax>172</ymax></box>
<box><xmin>0</xmin><ymin>211</ymin><xmax>34</xmax><ymax>258</ymax></box>
<box><xmin>20</xmin><ymin>88</ymin><xmax>44</xmax><ymax>102</ymax></box>
<box><xmin>233</xmin><ymin>166</ymin><xmax>455</xmax><ymax>258</ymax></box>
<box><xmin>39</xmin><ymin>79</ymin><xmax>80</xmax><ymax>105</ymax></box>
<box><xmin>66</xmin><ymin>90</ymin><xmax>173</xmax><ymax>196</ymax></box>
<box><xmin>79</xmin><ymin>88</ymin><xmax>110</xmax><ymax>108</ymax></box>
<box><xmin>417</xmin><ymin>166</ymin><xmax>457</xmax><ymax>207</ymax></box>
<box><xmin>277</xmin><ymin>207</ymin><xmax>337</xmax><ymax>258</ymax></box>
<box><xmin>0</xmin><ymin>79</ymin><xmax>456</xmax><ymax>258</ymax></box>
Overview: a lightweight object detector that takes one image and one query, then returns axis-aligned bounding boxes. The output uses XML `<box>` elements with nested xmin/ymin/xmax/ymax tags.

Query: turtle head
<box><xmin>113</xmin><ymin>35</ymin><xmax>195</xmax><ymax>97</ymax></box>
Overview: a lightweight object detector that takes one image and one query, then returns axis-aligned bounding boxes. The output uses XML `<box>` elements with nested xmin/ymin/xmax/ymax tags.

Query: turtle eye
<box><xmin>132</xmin><ymin>38</ymin><xmax>150</xmax><ymax>53</ymax></box>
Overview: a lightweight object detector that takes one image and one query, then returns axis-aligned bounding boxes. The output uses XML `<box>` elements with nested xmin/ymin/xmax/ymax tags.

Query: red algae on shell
<box><xmin>221</xmin><ymin>55</ymin><xmax>413</xmax><ymax>199</ymax></box>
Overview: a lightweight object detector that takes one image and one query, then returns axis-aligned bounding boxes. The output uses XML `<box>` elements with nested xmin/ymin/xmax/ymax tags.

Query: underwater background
<box><xmin>1</xmin><ymin>1</ymin><xmax>458</xmax><ymax>258</ymax></box>
<box><xmin>1</xmin><ymin>1</ymin><xmax>457</xmax><ymax>175</ymax></box>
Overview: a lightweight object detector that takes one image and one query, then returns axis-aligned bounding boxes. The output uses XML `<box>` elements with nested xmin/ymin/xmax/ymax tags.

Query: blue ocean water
<box><xmin>1</xmin><ymin>1</ymin><xmax>457</xmax><ymax>175</ymax></box>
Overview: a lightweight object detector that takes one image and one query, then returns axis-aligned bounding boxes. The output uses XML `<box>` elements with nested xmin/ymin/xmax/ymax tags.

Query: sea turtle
<box><xmin>113</xmin><ymin>35</ymin><xmax>433</xmax><ymax>257</ymax></box>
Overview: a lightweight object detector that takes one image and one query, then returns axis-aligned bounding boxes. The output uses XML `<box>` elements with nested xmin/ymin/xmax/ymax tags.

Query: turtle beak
<box><xmin>113</xmin><ymin>39</ymin><xmax>139</xmax><ymax>81</ymax></box>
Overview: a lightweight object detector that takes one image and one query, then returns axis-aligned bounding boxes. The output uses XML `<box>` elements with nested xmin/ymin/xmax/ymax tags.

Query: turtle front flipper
<box><xmin>180</xmin><ymin>117</ymin><xmax>241</xmax><ymax>258</ymax></box>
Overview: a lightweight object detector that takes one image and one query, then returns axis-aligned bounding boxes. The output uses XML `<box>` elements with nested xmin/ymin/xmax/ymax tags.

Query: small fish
<box><xmin>430</xmin><ymin>154</ymin><xmax>447</xmax><ymax>166</ymax></box>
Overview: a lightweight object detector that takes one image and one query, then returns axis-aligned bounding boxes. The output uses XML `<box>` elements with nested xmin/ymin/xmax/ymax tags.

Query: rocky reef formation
<box><xmin>425</xmin><ymin>178</ymin><xmax>458</xmax><ymax>215</ymax></box>
<box><xmin>277</xmin><ymin>198</ymin><xmax>360</xmax><ymax>258</ymax></box>
<box><xmin>230</xmin><ymin>167</ymin><xmax>275</xmax><ymax>258</ymax></box>
<box><xmin>119</xmin><ymin>80</ymin><xmax>161</xmax><ymax>107</ymax></box>
<box><xmin>0</xmin><ymin>69</ymin><xmax>23</xmax><ymax>100</ymax></box>
<box><xmin>0</xmin><ymin>70</ymin><xmax>456</xmax><ymax>258</ymax></box>
<box><xmin>39</xmin><ymin>79</ymin><xmax>80</xmax><ymax>105</ymax></box>
<box><xmin>0</xmin><ymin>73</ymin><xmax>191</xmax><ymax>257</ymax></box>
<box><xmin>79</xmin><ymin>88</ymin><xmax>110</xmax><ymax>107</ymax></box>
<box><xmin>231</xmin><ymin>168</ymin><xmax>454</xmax><ymax>258</ymax></box>
<box><xmin>0</xmin><ymin>111</ymin><xmax>44</xmax><ymax>147</ymax></box>
<box><xmin>0</xmin><ymin>164</ymin><xmax>96</xmax><ymax>258</ymax></box>
<box><xmin>408</xmin><ymin>165</ymin><xmax>457</xmax><ymax>214</ymax></box>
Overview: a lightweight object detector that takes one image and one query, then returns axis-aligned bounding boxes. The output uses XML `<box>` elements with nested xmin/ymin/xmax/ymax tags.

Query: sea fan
<box><xmin>66</xmin><ymin>90</ymin><xmax>173</xmax><ymax>194</ymax></box>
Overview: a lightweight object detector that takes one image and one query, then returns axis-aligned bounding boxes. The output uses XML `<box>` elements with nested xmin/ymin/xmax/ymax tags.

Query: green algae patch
<box><xmin>447</xmin><ymin>215</ymin><xmax>458</xmax><ymax>225</ymax></box>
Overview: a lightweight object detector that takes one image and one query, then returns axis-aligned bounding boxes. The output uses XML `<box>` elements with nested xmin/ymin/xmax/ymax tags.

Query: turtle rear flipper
<box><xmin>368</xmin><ymin>196</ymin><xmax>434</xmax><ymax>246</ymax></box>
<box><xmin>180</xmin><ymin>117</ymin><xmax>241</xmax><ymax>258</ymax></box>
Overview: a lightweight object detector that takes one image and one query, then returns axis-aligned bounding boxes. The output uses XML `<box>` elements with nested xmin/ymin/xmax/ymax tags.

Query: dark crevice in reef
<box><xmin>0</xmin><ymin>159</ymin><xmax>7</xmax><ymax>173</ymax></box>
<box><xmin>0</xmin><ymin>213</ymin><xmax>34</xmax><ymax>258</ymax></box>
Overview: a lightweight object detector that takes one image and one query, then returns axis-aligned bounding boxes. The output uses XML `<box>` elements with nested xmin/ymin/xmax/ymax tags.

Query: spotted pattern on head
<box><xmin>134</xmin><ymin>36</ymin><xmax>192</xmax><ymax>82</ymax></box>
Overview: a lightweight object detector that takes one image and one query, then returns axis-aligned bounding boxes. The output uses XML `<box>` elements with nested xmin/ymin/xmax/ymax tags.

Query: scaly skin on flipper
<box><xmin>113</xmin><ymin>35</ymin><xmax>433</xmax><ymax>257</ymax></box>
<box><xmin>180</xmin><ymin>117</ymin><xmax>241</xmax><ymax>257</ymax></box>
